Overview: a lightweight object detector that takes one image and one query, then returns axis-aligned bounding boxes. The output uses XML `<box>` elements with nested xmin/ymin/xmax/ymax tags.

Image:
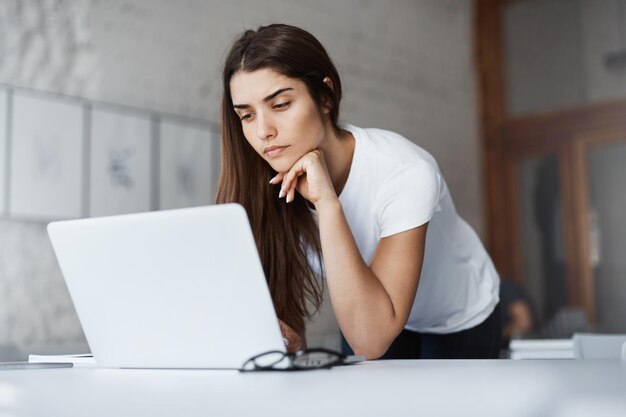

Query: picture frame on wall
<box><xmin>89</xmin><ymin>106</ymin><xmax>152</xmax><ymax>217</ymax></box>
<box><xmin>9</xmin><ymin>92</ymin><xmax>84</xmax><ymax>221</ymax></box>
<box><xmin>0</xmin><ymin>88</ymin><xmax>7</xmax><ymax>216</ymax></box>
<box><xmin>159</xmin><ymin>119</ymin><xmax>218</xmax><ymax>210</ymax></box>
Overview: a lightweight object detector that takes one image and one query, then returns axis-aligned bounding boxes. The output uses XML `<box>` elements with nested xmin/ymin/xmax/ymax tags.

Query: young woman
<box><xmin>216</xmin><ymin>23</ymin><xmax>501</xmax><ymax>359</ymax></box>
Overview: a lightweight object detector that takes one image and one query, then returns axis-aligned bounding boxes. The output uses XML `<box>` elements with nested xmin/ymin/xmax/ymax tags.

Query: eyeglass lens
<box><xmin>292</xmin><ymin>351</ymin><xmax>341</xmax><ymax>368</ymax></box>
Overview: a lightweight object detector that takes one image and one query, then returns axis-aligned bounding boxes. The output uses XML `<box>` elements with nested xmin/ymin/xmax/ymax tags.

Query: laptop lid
<box><xmin>47</xmin><ymin>203</ymin><xmax>285</xmax><ymax>369</ymax></box>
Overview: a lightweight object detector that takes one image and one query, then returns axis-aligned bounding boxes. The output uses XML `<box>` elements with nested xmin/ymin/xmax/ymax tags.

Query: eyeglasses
<box><xmin>240</xmin><ymin>348</ymin><xmax>350</xmax><ymax>372</ymax></box>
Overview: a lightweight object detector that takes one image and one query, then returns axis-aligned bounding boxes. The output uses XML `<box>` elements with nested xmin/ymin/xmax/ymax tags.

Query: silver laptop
<box><xmin>47</xmin><ymin>204</ymin><xmax>285</xmax><ymax>369</ymax></box>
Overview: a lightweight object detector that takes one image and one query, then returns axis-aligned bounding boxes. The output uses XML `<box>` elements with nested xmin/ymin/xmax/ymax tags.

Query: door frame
<box><xmin>475</xmin><ymin>0</ymin><xmax>626</xmax><ymax>323</ymax></box>
<box><xmin>500</xmin><ymin>100</ymin><xmax>626</xmax><ymax>322</ymax></box>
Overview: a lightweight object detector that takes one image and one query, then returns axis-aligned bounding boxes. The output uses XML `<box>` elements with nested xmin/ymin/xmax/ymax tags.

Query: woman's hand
<box><xmin>279</xmin><ymin>320</ymin><xmax>305</xmax><ymax>353</ymax></box>
<box><xmin>269</xmin><ymin>150</ymin><xmax>337</xmax><ymax>207</ymax></box>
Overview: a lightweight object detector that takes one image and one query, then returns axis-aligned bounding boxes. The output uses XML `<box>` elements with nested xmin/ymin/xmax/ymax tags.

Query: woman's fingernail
<box><xmin>279</xmin><ymin>188</ymin><xmax>285</xmax><ymax>198</ymax></box>
<box><xmin>269</xmin><ymin>175</ymin><xmax>277</xmax><ymax>184</ymax></box>
<box><xmin>286</xmin><ymin>194</ymin><xmax>291</xmax><ymax>203</ymax></box>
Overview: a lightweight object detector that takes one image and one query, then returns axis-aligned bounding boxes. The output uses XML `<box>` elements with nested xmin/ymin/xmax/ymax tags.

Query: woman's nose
<box><xmin>256</xmin><ymin>112</ymin><xmax>277</xmax><ymax>140</ymax></box>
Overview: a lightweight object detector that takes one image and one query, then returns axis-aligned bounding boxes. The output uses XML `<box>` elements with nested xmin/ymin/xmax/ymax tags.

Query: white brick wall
<box><xmin>0</xmin><ymin>0</ymin><xmax>480</xmax><ymax>360</ymax></box>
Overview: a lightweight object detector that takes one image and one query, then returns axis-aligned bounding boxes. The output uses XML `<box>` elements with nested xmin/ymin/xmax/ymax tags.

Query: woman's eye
<box><xmin>240</xmin><ymin>113</ymin><xmax>253</xmax><ymax>121</ymax></box>
<box><xmin>273</xmin><ymin>102</ymin><xmax>290</xmax><ymax>110</ymax></box>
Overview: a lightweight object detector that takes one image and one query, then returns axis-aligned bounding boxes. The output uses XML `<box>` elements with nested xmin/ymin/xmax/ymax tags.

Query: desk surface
<box><xmin>1</xmin><ymin>359</ymin><xmax>625</xmax><ymax>417</ymax></box>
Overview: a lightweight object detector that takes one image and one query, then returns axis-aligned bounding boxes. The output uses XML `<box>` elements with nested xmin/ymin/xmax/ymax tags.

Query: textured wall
<box><xmin>505</xmin><ymin>0</ymin><xmax>626</xmax><ymax>117</ymax></box>
<box><xmin>0</xmin><ymin>0</ymin><xmax>480</xmax><ymax>360</ymax></box>
<box><xmin>0</xmin><ymin>0</ymin><xmax>100</xmax><ymax>96</ymax></box>
<box><xmin>580</xmin><ymin>0</ymin><xmax>626</xmax><ymax>102</ymax></box>
<box><xmin>504</xmin><ymin>0</ymin><xmax>586</xmax><ymax>117</ymax></box>
<box><xmin>0</xmin><ymin>219</ymin><xmax>87</xmax><ymax>358</ymax></box>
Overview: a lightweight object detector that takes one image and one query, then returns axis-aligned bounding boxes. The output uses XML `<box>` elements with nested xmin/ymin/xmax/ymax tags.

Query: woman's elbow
<box><xmin>348</xmin><ymin>322</ymin><xmax>406</xmax><ymax>359</ymax></box>
<box><xmin>350</xmin><ymin>336</ymin><xmax>396</xmax><ymax>360</ymax></box>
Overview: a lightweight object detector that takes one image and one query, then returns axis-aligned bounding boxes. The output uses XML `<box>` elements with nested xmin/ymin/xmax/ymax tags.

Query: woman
<box><xmin>216</xmin><ymin>23</ymin><xmax>501</xmax><ymax>359</ymax></box>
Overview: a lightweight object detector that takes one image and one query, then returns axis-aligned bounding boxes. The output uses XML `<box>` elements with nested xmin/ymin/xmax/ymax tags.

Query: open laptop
<box><xmin>47</xmin><ymin>204</ymin><xmax>285</xmax><ymax>369</ymax></box>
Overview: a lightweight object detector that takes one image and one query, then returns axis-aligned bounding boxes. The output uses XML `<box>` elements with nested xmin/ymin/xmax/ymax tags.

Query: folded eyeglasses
<box><xmin>240</xmin><ymin>348</ymin><xmax>363</xmax><ymax>372</ymax></box>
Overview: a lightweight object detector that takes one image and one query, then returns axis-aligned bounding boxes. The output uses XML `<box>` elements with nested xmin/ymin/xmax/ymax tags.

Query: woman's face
<box><xmin>230</xmin><ymin>68</ymin><xmax>329</xmax><ymax>173</ymax></box>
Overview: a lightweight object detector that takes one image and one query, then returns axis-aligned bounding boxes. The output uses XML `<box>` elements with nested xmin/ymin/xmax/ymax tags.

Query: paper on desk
<box><xmin>510</xmin><ymin>349</ymin><xmax>575</xmax><ymax>360</ymax></box>
<box><xmin>28</xmin><ymin>353</ymin><xmax>96</xmax><ymax>366</ymax></box>
<box><xmin>509</xmin><ymin>338</ymin><xmax>575</xmax><ymax>360</ymax></box>
<box><xmin>509</xmin><ymin>339</ymin><xmax>574</xmax><ymax>351</ymax></box>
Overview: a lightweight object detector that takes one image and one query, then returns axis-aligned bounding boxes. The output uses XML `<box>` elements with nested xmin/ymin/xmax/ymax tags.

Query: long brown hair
<box><xmin>216</xmin><ymin>24</ymin><xmax>343</xmax><ymax>337</ymax></box>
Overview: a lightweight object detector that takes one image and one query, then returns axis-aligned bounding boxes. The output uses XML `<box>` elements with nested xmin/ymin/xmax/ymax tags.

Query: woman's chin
<box><xmin>267</xmin><ymin>158</ymin><xmax>294</xmax><ymax>174</ymax></box>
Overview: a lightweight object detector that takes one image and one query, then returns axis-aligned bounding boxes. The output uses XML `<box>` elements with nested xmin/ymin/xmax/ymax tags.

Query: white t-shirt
<box><xmin>324</xmin><ymin>124</ymin><xmax>500</xmax><ymax>334</ymax></box>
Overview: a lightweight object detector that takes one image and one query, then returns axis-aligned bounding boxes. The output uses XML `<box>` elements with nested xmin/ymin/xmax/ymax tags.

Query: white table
<box><xmin>1</xmin><ymin>359</ymin><xmax>625</xmax><ymax>417</ymax></box>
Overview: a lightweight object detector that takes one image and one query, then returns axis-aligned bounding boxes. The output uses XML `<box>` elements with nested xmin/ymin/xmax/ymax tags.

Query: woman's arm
<box><xmin>279</xmin><ymin>319</ymin><xmax>306</xmax><ymax>353</ymax></box>
<box><xmin>276</xmin><ymin>150</ymin><xmax>427</xmax><ymax>359</ymax></box>
<box><xmin>316</xmin><ymin>198</ymin><xmax>427</xmax><ymax>359</ymax></box>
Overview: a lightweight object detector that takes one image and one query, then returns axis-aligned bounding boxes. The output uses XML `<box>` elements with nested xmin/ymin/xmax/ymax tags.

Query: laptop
<box><xmin>47</xmin><ymin>204</ymin><xmax>285</xmax><ymax>369</ymax></box>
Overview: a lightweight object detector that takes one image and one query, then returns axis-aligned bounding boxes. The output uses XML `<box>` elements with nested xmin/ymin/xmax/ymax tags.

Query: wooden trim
<box><xmin>475</xmin><ymin>0</ymin><xmax>506</xmax><ymax>140</ymax></box>
<box><xmin>575</xmin><ymin>128</ymin><xmax>626</xmax><ymax>148</ymax></box>
<box><xmin>475</xmin><ymin>0</ymin><xmax>509</xmax><ymax>276</ymax></box>
<box><xmin>506</xmin><ymin>156</ymin><xmax>522</xmax><ymax>284</ymax></box>
<box><xmin>571</xmin><ymin>138</ymin><xmax>594</xmax><ymax>321</ymax></box>
<box><xmin>503</xmin><ymin>98</ymin><xmax>626</xmax><ymax>144</ymax></box>
<box><xmin>559</xmin><ymin>144</ymin><xmax>580</xmax><ymax>307</ymax></box>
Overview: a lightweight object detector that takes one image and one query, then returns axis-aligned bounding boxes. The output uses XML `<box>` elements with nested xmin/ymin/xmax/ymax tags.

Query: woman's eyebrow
<box><xmin>233</xmin><ymin>87</ymin><xmax>294</xmax><ymax>109</ymax></box>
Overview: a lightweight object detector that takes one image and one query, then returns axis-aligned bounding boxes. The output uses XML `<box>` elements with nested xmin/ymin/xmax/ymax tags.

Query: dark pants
<box><xmin>341</xmin><ymin>303</ymin><xmax>501</xmax><ymax>359</ymax></box>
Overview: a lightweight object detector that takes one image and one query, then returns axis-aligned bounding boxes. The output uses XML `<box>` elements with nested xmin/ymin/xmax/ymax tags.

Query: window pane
<box><xmin>587</xmin><ymin>141</ymin><xmax>626</xmax><ymax>332</ymax></box>
<box><xmin>518</xmin><ymin>154</ymin><xmax>568</xmax><ymax>330</ymax></box>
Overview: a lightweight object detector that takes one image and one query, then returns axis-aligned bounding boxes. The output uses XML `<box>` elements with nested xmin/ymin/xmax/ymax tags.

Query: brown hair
<box><xmin>216</xmin><ymin>24</ymin><xmax>343</xmax><ymax>338</ymax></box>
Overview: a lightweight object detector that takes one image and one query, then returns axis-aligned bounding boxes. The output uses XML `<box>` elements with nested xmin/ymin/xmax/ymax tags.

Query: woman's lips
<box><xmin>264</xmin><ymin>145</ymin><xmax>289</xmax><ymax>158</ymax></box>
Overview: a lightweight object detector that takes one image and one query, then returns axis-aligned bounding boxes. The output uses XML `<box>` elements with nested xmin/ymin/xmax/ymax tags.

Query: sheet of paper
<box><xmin>89</xmin><ymin>106</ymin><xmax>152</xmax><ymax>216</ymax></box>
<box><xmin>159</xmin><ymin>119</ymin><xmax>218</xmax><ymax>209</ymax></box>
<box><xmin>28</xmin><ymin>353</ymin><xmax>95</xmax><ymax>365</ymax></box>
<box><xmin>0</xmin><ymin>88</ymin><xmax>6</xmax><ymax>216</ymax></box>
<box><xmin>9</xmin><ymin>92</ymin><xmax>83</xmax><ymax>220</ymax></box>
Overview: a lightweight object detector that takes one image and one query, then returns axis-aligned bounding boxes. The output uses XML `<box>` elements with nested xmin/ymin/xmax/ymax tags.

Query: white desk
<box><xmin>1</xmin><ymin>359</ymin><xmax>625</xmax><ymax>417</ymax></box>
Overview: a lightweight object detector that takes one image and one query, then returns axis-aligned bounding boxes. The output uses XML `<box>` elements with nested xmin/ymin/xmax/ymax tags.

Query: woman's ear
<box><xmin>322</xmin><ymin>77</ymin><xmax>334</xmax><ymax>113</ymax></box>
<box><xmin>323</xmin><ymin>76</ymin><xmax>334</xmax><ymax>91</ymax></box>
<box><xmin>321</xmin><ymin>98</ymin><xmax>332</xmax><ymax>114</ymax></box>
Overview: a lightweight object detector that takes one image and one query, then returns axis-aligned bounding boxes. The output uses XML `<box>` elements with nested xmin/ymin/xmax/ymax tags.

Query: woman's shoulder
<box><xmin>344</xmin><ymin>124</ymin><xmax>439</xmax><ymax>170</ymax></box>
